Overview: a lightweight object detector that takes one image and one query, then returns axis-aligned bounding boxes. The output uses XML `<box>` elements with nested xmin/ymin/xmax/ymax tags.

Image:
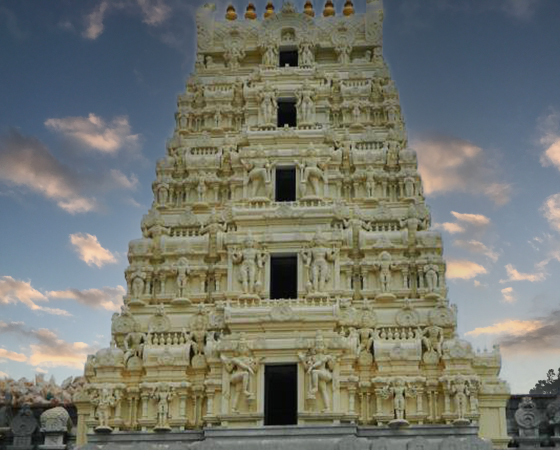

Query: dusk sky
<box><xmin>1</xmin><ymin>0</ymin><xmax>559</xmax><ymax>394</ymax></box>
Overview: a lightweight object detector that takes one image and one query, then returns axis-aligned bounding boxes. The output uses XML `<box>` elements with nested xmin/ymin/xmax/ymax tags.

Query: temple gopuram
<box><xmin>73</xmin><ymin>1</ymin><xmax>512</xmax><ymax>449</ymax></box>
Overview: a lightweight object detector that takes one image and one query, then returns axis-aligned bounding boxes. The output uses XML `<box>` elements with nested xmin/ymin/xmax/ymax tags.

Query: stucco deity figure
<box><xmin>296</xmin><ymin>82</ymin><xmax>316</xmax><ymax>124</ymax></box>
<box><xmin>152</xmin><ymin>383</ymin><xmax>175</xmax><ymax>430</ymax></box>
<box><xmin>200</xmin><ymin>210</ymin><xmax>227</xmax><ymax>256</ymax></box>
<box><xmin>335</xmin><ymin>43</ymin><xmax>352</xmax><ymax>65</ymax></box>
<box><xmin>365</xmin><ymin>168</ymin><xmax>376</xmax><ymax>197</ymax></box>
<box><xmin>196</xmin><ymin>174</ymin><xmax>208</xmax><ymax>203</ymax></box>
<box><xmin>423</xmin><ymin>259</ymin><xmax>440</xmax><ymax>293</ymax></box>
<box><xmin>129</xmin><ymin>269</ymin><xmax>146</xmax><ymax>299</ymax></box>
<box><xmin>298</xmin><ymin>150</ymin><xmax>326</xmax><ymax>198</ymax></box>
<box><xmin>373</xmin><ymin>251</ymin><xmax>397</xmax><ymax>292</ymax></box>
<box><xmin>379</xmin><ymin>378</ymin><xmax>414</xmax><ymax>424</ymax></box>
<box><xmin>258</xmin><ymin>83</ymin><xmax>277</xmax><ymax>126</ymax></box>
<box><xmin>174</xmin><ymin>257</ymin><xmax>190</xmax><ymax>298</ymax></box>
<box><xmin>299</xmin><ymin>337</ymin><xmax>335</xmax><ymax>411</ymax></box>
<box><xmin>232</xmin><ymin>235</ymin><xmax>267</xmax><ymax>295</ymax></box>
<box><xmin>224</xmin><ymin>44</ymin><xmax>245</xmax><ymax>69</ymax></box>
<box><xmin>358</xmin><ymin>328</ymin><xmax>375</xmax><ymax>356</ymax></box>
<box><xmin>301</xmin><ymin>232</ymin><xmax>336</xmax><ymax>293</ymax></box>
<box><xmin>421</xmin><ymin>325</ymin><xmax>443</xmax><ymax>359</ymax></box>
<box><xmin>222</xmin><ymin>341</ymin><xmax>260</xmax><ymax>412</ymax></box>
<box><xmin>242</xmin><ymin>155</ymin><xmax>272</xmax><ymax>199</ymax></box>
<box><xmin>92</xmin><ymin>387</ymin><xmax>115</xmax><ymax>430</ymax></box>
<box><xmin>451</xmin><ymin>376</ymin><xmax>470</xmax><ymax>421</ymax></box>
<box><xmin>124</xmin><ymin>323</ymin><xmax>146</xmax><ymax>363</ymax></box>
<box><xmin>403</xmin><ymin>170</ymin><xmax>416</xmax><ymax>198</ymax></box>
<box><xmin>261</xmin><ymin>41</ymin><xmax>278</xmax><ymax>67</ymax></box>
<box><xmin>299</xmin><ymin>41</ymin><xmax>315</xmax><ymax>67</ymax></box>
<box><xmin>155</xmin><ymin>180</ymin><xmax>169</xmax><ymax>206</ymax></box>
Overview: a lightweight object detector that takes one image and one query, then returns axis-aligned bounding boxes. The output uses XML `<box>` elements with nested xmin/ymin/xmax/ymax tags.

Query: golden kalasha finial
<box><xmin>343</xmin><ymin>0</ymin><xmax>355</xmax><ymax>16</ymax></box>
<box><xmin>323</xmin><ymin>0</ymin><xmax>335</xmax><ymax>17</ymax></box>
<box><xmin>304</xmin><ymin>1</ymin><xmax>315</xmax><ymax>17</ymax></box>
<box><xmin>264</xmin><ymin>1</ymin><xmax>275</xmax><ymax>18</ymax></box>
<box><xmin>245</xmin><ymin>3</ymin><xmax>257</xmax><ymax>19</ymax></box>
<box><xmin>226</xmin><ymin>4</ymin><xmax>237</xmax><ymax>20</ymax></box>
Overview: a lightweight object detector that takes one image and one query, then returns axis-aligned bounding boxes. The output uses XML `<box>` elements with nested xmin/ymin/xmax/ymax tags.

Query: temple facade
<box><xmin>75</xmin><ymin>1</ymin><xmax>511</xmax><ymax>448</ymax></box>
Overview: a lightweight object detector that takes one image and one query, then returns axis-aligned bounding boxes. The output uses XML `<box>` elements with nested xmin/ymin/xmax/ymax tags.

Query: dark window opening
<box><xmin>270</xmin><ymin>254</ymin><xmax>297</xmax><ymax>299</ymax></box>
<box><xmin>265</xmin><ymin>364</ymin><xmax>297</xmax><ymax>425</ymax></box>
<box><xmin>279</xmin><ymin>50</ymin><xmax>298</xmax><ymax>67</ymax></box>
<box><xmin>275</xmin><ymin>167</ymin><xmax>296</xmax><ymax>202</ymax></box>
<box><xmin>278</xmin><ymin>100</ymin><xmax>297</xmax><ymax>128</ymax></box>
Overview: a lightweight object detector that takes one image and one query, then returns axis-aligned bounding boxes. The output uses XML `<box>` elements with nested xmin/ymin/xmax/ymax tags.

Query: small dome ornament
<box><xmin>264</xmin><ymin>2</ymin><xmax>275</xmax><ymax>18</ymax></box>
<box><xmin>225</xmin><ymin>4</ymin><xmax>237</xmax><ymax>20</ymax></box>
<box><xmin>343</xmin><ymin>0</ymin><xmax>355</xmax><ymax>16</ymax></box>
<box><xmin>245</xmin><ymin>3</ymin><xmax>257</xmax><ymax>20</ymax></box>
<box><xmin>323</xmin><ymin>0</ymin><xmax>335</xmax><ymax>17</ymax></box>
<box><xmin>303</xmin><ymin>1</ymin><xmax>315</xmax><ymax>17</ymax></box>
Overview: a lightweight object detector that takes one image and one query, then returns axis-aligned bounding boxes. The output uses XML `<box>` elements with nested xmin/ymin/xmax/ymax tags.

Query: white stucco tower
<box><xmin>76</xmin><ymin>1</ymin><xmax>511</xmax><ymax>448</ymax></box>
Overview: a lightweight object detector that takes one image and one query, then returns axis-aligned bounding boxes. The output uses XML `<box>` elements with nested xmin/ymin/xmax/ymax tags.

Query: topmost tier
<box><xmin>195</xmin><ymin>0</ymin><xmax>384</xmax><ymax>73</ymax></box>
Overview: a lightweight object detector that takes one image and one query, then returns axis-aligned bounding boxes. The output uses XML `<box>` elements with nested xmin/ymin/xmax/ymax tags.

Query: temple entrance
<box><xmin>265</xmin><ymin>364</ymin><xmax>297</xmax><ymax>425</ymax></box>
<box><xmin>270</xmin><ymin>254</ymin><xmax>297</xmax><ymax>299</ymax></box>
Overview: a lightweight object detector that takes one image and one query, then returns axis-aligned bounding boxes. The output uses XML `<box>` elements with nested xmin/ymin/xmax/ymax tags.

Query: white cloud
<box><xmin>69</xmin><ymin>233</ymin><xmax>117</xmax><ymax>268</ymax></box>
<box><xmin>465</xmin><ymin>319</ymin><xmax>542</xmax><ymax>337</ymax></box>
<box><xmin>501</xmin><ymin>287</ymin><xmax>515</xmax><ymax>303</ymax></box>
<box><xmin>35</xmin><ymin>367</ymin><xmax>48</xmax><ymax>374</ymax></box>
<box><xmin>499</xmin><ymin>264</ymin><xmax>546</xmax><ymax>283</ymax></box>
<box><xmin>500</xmin><ymin>0</ymin><xmax>539</xmax><ymax>20</ymax></box>
<box><xmin>0</xmin><ymin>276</ymin><xmax>71</xmax><ymax>316</ymax></box>
<box><xmin>110</xmin><ymin>169</ymin><xmax>138</xmax><ymax>190</ymax></box>
<box><xmin>0</xmin><ymin>348</ymin><xmax>27</xmax><ymax>362</ymax></box>
<box><xmin>0</xmin><ymin>370</ymin><xmax>8</xmax><ymax>378</ymax></box>
<box><xmin>0</xmin><ymin>321</ymin><xmax>95</xmax><ymax>370</ymax></box>
<box><xmin>45</xmin><ymin>113</ymin><xmax>139</xmax><ymax>155</ymax></box>
<box><xmin>83</xmin><ymin>1</ymin><xmax>109</xmax><ymax>39</ymax></box>
<box><xmin>48</xmin><ymin>286</ymin><xmax>125</xmax><ymax>312</ymax></box>
<box><xmin>538</xmin><ymin>109</ymin><xmax>560</xmax><ymax>171</ymax></box>
<box><xmin>541</xmin><ymin>193</ymin><xmax>560</xmax><ymax>233</ymax></box>
<box><xmin>453</xmin><ymin>239</ymin><xmax>499</xmax><ymax>262</ymax></box>
<box><xmin>450</xmin><ymin>211</ymin><xmax>491</xmax><ymax>226</ymax></box>
<box><xmin>434</xmin><ymin>222</ymin><xmax>465</xmax><ymax>234</ymax></box>
<box><xmin>82</xmin><ymin>0</ymin><xmax>171</xmax><ymax>40</ymax></box>
<box><xmin>446</xmin><ymin>260</ymin><xmax>487</xmax><ymax>280</ymax></box>
<box><xmin>0</xmin><ymin>130</ymin><xmax>97</xmax><ymax>214</ymax></box>
<box><xmin>414</xmin><ymin>134</ymin><xmax>511</xmax><ymax>205</ymax></box>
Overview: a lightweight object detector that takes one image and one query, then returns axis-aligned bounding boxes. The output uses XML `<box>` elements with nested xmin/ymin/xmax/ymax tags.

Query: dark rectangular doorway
<box><xmin>265</xmin><ymin>364</ymin><xmax>297</xmax><ymax>426</ymax></box>
<box><xmin>279</xmin><ymin>50</ymin><xmax>298</xmax><ymax>67</ymax></box>
<box><xmin>275</xmin><ymin>167</ymin><xmax>296</xmax><ymax>202</ymax></box>
<box><xmin>277</xmin><ymin>100</ymin><xmax>297</xmax><ymax>128</ymax></box>
<box><xmin>270</xmin><ymin>254</ymin><xmax>297</xmax><ymax>299</ymax></box>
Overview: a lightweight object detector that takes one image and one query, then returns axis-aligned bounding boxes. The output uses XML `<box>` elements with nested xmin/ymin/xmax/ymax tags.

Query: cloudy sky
<box><xmin>1</xmin><ymin>0</ymin><xmax>559</xmax><ymax>394</ymax></box>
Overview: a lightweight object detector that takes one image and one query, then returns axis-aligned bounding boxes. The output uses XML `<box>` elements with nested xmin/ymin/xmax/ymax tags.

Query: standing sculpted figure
<box><xmin>423</xmin><ymin>258</ymin><xmax>440</xmax><ymax>292</ymax></box>
<box><xmin>129</xmin><ymin>269</ymin><xmax>146</xmax><ymax>299</ymax></box>
<box><xmin>232</xmin><ymin>235</ymin><xmax>266</xmax><ymax>295</ymax></box>
<box><xmin>242</xmin><ymin>154</ymin><xmax>272</xmax><ymax>199</ymax></box>
<box><xmin>174</xmin><ymin>257</ymin><xmax>189</xmax><ymax>298</ymax></box>
<box><xmin>374</xmin><ymin>251</ymin><xmax>397</xmax><ymax>293</ymax></box>
<box><xmin>296</xmin><ymin>81</ymin><xmax>315</xmax><ymax>124</ymax></box>
<box><xmin>299</xmin><ymin>337</ymin><xmax>335</xmax><ymax>411</ymax></box>
<box><xmin>379</xmin><ymin>378</ymin><xmax>414</xmax><ymax>423</ymax></box>
<box><xmin>152</xmin><ymin>383</ymin><xmax>175</xmax><ymax>430</ymax></box>
<box><xmin>261</xmin><ymin>41</ymin><xmax>278</xmax><ymax>67</ymax></box>
<box><xmin>452</xmin><ymin>376</ymin><xmax>470</xmax><ymax>421</ymax></box>
<box><xmin>92</xmin><ymin>387</ymin><xmax>115</xmax><ymax>430</ymax></box>
<box><xmin>301</xmin><ymin>232</ymin><xmax>336</xmax><ymax>293</ymax></box>
<box><xmin>299</xmin><ymin>41</ymin><xmax>315</xmax><ymax>67</ymax></box>
<box><xmin>259</xmin><ymin>83</ymin><xmax>277</xmax><ymax>125</ymax></box>
<box><xmin>222</xmin><ymin>342</ymin><xmax>260</xmax><ymax>412</ymax></box>
<box><xmin>298</xmin><ymin>149</ymin><xmax>326</xmax><ymax>198</ymax></box>
<box><xmin>200</xmin><ymin>210</ymin><xmax>227</xmax><ymax>256</ymax></box>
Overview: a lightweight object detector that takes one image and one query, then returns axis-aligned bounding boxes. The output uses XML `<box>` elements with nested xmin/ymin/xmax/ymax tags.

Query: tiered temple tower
<box><xmin>76</xmin><ymin>1</ymin><xmax>510</xmax><ymax>448</ymax></box>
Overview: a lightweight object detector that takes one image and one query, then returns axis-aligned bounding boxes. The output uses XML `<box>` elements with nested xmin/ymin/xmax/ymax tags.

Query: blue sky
<box><xmin>0</xmin><ymin>0</ymin><xmax>559</xmax><ymax>393</ymax></box>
